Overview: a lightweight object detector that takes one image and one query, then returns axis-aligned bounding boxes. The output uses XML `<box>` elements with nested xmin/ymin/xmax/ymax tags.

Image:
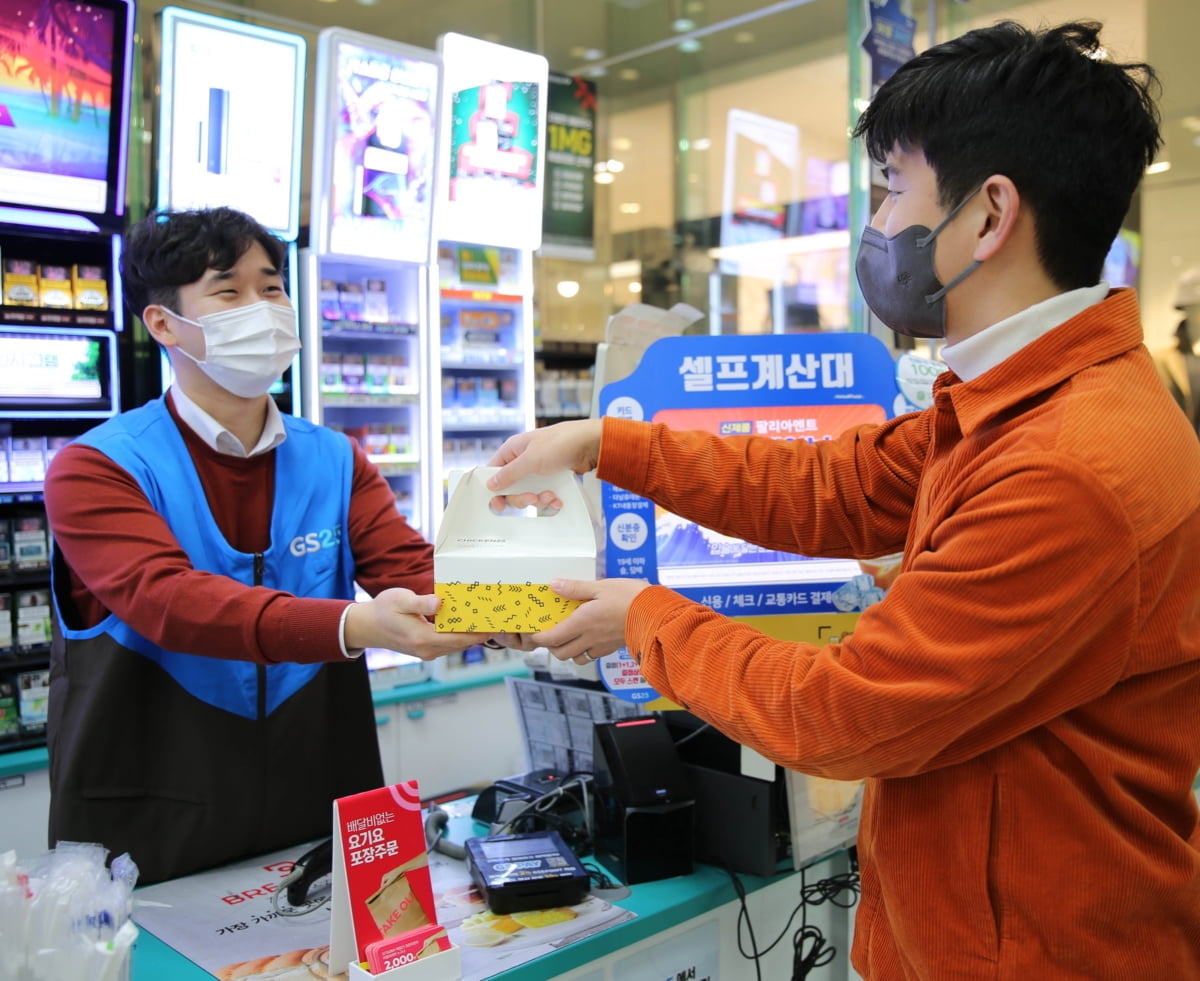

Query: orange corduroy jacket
<box><xmin>598</xmin><ymin>288</ymin><xmax>1200</xmax><ymax>980</ymax></box>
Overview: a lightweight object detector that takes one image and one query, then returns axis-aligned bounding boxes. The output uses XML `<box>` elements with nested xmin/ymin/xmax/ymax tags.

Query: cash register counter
<box><xmin>131</xmin><ymin>845</ymin><xmax>860</xmax><ymax>981</ymax></box>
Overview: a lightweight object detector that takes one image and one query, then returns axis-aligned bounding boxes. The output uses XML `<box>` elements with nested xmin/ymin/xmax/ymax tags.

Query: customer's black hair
<box><xmin>852</xmin><ymin>21</ymin><xmax>1161</xmax><ymax>290</ymax></box>
<box><xmin>120</xmin><ymin>206</ymin><xmax>287</xmax><ymax>318</ymax></box>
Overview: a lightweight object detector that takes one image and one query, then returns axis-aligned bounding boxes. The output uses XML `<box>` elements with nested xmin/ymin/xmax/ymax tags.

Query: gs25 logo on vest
<box><xmin>289</xmin><ymin>526</ymin><xmax>343</xmax><ymax>556</ymax></box>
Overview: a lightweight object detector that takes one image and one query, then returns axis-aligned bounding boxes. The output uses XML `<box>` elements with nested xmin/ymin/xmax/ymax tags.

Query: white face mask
<box><xmin>163</xmin><ymin>300</ymin><xmax>301</xmax><ymax>398</ymax></box>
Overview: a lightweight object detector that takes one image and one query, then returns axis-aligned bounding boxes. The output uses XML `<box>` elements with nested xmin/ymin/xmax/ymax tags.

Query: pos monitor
<box><xmin>310</xmin><ymin>28</ymin><xmax>441</xmax><ymax>264</ymax></box>
<box><xmin>0</xmin><ymin>0</ymin><xmax>134</xmax><ymax>225</ymax></box>
<box><xmin>156</xmin><ymin>7</ymin><xmax>306</xmax><ymax>241</ymax></box>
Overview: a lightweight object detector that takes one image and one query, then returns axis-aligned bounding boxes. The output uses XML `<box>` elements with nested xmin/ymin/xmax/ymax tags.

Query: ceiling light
<box><xmin>734</xmin><ymin>30</ymin><xmax>754</xmax><ymax>43</ymax></box>
<box><xmin>618</xmin><ymin>202</ymin><xmax>641</xmax><ymax>214</ymax></box>
<box><xmin>585</xmin><ymin>65</ymin><xmax>607</xmax><ymax>78</ymax></box>
<box><xmin>619</xmin><ymin>68</ymin><xmax>640</xmax><ymax>81</ymax></box>
<box><xmin>570</xmin><ymin>46</ymin><xmax>589</xmax><ymax>58</ymax></box>
<box><xmin>584</xmin><ymin>48</ymin><xmax>604</xmax><ymax>60</ymax></box>
<box><xmin>692</xmin><ymin>137</ymin><xmax>711</xmax><ymax>151</ymax></box>
<box><xmin>594</xmin><ymin>171</ymin><xmax>615</xmax><ymax>184</ymax></box>
<box><xmin>1146</xmin><ymin>161</ymin><xmax>1171</xmax><ymax>175</ymax></box>
<box><xmin>678</xmin><ymin>38</ymin><xmax>702</xmax><ymax>54</ymax></box>
<box><xmin>613</xmin><ymin>137</ymin><xmax>633</xmax><ymax>151</ymax></box>
<box><xmin>672</xmin><ymin>18</ymin><xmax>695</xmax><ymax>32</ymax></box>
<box><xmin>605</xmin><ymin>159</ymin><xmax>625</xmax><ymax>173</ymax></box>
<box><xmin>556</xmin><ymin>280</ymin><xmax>580</xmax><ymax>298</ymax></box>
<box><xmin>628</xmin><ymin>282</ymin><xmax>643</xmax><ymax>293</ymax></box>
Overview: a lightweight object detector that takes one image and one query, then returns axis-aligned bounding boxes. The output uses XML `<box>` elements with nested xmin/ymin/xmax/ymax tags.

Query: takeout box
<box><xmin>434</xmin><ymin>468</ymin><xmax>596</xmax><ymax>633</ymax></box>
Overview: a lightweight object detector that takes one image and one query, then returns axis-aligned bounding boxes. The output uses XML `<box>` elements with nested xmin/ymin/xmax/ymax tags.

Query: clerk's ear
<box><xmin>142</xmin><ymin>305</ymin><xmax>177</xmax><ymax>346</ymax></box>
<box><xmin>972</xmin><ymin>175</ymin><xmax>1021</xmax><ymax>263</ymax></box>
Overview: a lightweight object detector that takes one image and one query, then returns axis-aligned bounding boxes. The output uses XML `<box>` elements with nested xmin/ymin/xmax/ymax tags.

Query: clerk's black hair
<box><xmin>120</xmin><ymin>206</ymin><xmax>287</xmax><ymax>319</ymax></box>
<box><xmin>852</xmin><ymin>21</ymin><xmax>1161</xmax><ymax>290</ymax></box>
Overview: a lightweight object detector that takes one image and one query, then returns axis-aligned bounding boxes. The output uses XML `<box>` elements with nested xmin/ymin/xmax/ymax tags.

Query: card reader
<box><xmin>465</xmin><ymin>831</ymin><xmax>590</xmax><ymax>915</ymax></box>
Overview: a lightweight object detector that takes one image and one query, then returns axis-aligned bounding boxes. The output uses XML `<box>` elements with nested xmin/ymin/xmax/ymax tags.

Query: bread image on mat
<box><xmin>214</xmin><ymin>944</ymin><xmax>333</xmax><ymax>979</ymax></box>
<box><xmin>458</xmin><ymin>906</ymin><xmax>579</xmax><ymax>947</ymax></box>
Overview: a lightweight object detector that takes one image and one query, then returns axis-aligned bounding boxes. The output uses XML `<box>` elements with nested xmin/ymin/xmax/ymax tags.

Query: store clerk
<box><xmin>43</xmin><ymin>206</ymin><xmax>489</xmax><ymax>885</ymax></box>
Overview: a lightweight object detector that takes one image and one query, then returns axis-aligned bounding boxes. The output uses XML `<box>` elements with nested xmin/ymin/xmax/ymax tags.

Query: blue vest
<box><xmin>56</xmin><ymin>396</ymin><xmax>357</xmax><ymax>719</ymax></box>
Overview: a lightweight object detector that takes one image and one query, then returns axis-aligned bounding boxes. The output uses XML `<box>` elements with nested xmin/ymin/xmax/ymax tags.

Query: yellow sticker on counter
<box><xmin>435</xmin><ymin>582</ymin><xmax>582</xmax><ymax>633</ymax></box>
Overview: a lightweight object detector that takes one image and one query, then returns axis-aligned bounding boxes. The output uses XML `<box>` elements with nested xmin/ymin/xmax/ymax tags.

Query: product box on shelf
<box><xmin>15</xmin><ymin>588</ymin><xmax>52</xmax><ymax>649</ymax></box>
<box><xmin>17</xmin><ymin>667</ymin><xmax>50</xmax><ymax>735</ymax></box>
<box><xmin>0</xmin><ymin>593</ymin><xmax>13</xmax><ymax>654</ymax></box>
<box><xmin>322</xmin><ymin>352</ymin><xmax>345</xmax><ymax>393</ymax></box>
<box><xmin>341</xmin><ymin>353</ymin><xmax>367</xmax><ymax>394</ymax></box>
<box><xmin>0</xmin><ymin>517</ymin><xmax>11</xmax><ymax>572</ymax></box>
<box><xmin>2</xmin><ymin>258</ymin><xmax>38</xmax><ymax>307</ymax></box>
<box><xmin>320</xmin><ymin>279</ymin><xmax>345</xmax><ymax>322</ymax></box>
<box><xmin>71</xmin><ymin>264</ymin><xmax>110</xmax><ymax>310</ymax></box>
<box><xmin>0</xmin><ymin>678</ymin><xmax>18</xmax><ymax>740</ymax></box>
<box><xmin>37</xmin><ymin>265</ymin><xmax>73</xmax><ymax>308</ymax></box>
<box><xmin>12</xmin><ymin>515</ymin><xmax>49</xmax><ymax>571</ymax></box>
<box><xmin>364</xmin><ymin>279</ymin><xmax>390</xmax><ymax>324</ymax></box>
<box><xmin>9</xmin><ymin>439</ymin><xmax>46</xmax><ymax>484</ymax></box>
<box><xmin>339</xmin><ymin>282</ymin><xmax>366</xmax><ymax>322</ymax></box>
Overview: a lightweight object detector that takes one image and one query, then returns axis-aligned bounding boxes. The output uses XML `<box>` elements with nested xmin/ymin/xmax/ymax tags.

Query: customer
<box><xmin>45</xmin><ymin>207</ymin><xmax>487</xmax><ymax>884</ymax></box>
<box><xmin>487</xmin><ymin>21</ymin><xmax>1200</xmax><ymax>980</ymax></box>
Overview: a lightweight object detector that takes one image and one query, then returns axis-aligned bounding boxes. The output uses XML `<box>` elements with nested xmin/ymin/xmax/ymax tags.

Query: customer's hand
<box><xmin>529</xmin><ymin>578</ymin><xmax>651</xmax><ymax>665</ymax></box>
<box><xmin>343</xmin><ymin>588</ymin><xmax>490</xmax><ymax>660</ymax></box>
<box><xmin>485</xmin><ymin>419</ymin><xmax>604</xmax><ymax>511</ymax></box>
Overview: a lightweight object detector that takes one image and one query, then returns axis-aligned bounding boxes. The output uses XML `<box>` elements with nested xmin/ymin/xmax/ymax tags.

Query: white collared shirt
<box><xmin>941</xmin><ymin>283</ymin><xmax>1110</xmax><ymax>382</ymax></box>
<box><xmin>169</xmin><ymin>384</ymin><xmax>362</xmax><ymax>658</ymax></box>
<box><xmin>169</xmin><ymin>384</ymin><xmax>287</xmax><ymax>458</ymax></box>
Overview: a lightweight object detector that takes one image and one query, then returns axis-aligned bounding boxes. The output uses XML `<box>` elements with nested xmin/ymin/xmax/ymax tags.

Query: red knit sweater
<box><xmin>599</xmin><ymin>290</ymin><xmax>1200</xmax><ymax>979</ymax></box>
<box><xmin>45</xmin><ymin>393</ymin><xmax>433</xmax><ymax>664</ymax></box>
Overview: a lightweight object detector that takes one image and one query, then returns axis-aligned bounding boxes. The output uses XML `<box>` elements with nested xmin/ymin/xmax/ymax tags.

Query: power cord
<box><xmin>673</xmin><ymin>722</ymin><xmax>712</xmax><ymax>748</ymax></box>
<box><xmin>491</xmin><ymin>772</ymin><xmax>594</xmax><ymax>847</ymax></box>
<box><xmin>722</xmin><ymin>849</ymin><xmax>860</xmax><ymax>981</ymax></box>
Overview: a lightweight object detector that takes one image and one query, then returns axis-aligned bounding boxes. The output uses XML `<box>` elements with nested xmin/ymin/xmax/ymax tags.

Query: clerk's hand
<box><xmin>530</xmin><ymin>578</ymin><xmax>651</xmax><ymax>665</ymax></box>
<box><xmin>485</xmin><ymin>419</ymin><xmax>604</xmax><ymax>511</ymax></box>
<box><xmin>343</xmin><ymin>588</ymin><xmax>489</xmax><ymax>661</ymax></box>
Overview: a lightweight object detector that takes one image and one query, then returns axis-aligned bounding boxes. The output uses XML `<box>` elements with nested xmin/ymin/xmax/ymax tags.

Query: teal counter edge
<box><xmin>0</xmin><ymin>667</ymin><xmax>530</xmax><ymax>779</ymax></box>
<box><xmin>370</xmin><ymin>664</ymin><xmax>530</xmax><ymax>707</ymax></box>
<box><xmin>0</xmin><ymin>747</ymin><xmax>49</xmax><ymax>780</ymax></box>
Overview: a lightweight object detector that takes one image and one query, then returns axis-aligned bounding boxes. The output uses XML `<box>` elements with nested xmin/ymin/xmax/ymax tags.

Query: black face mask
<box><xmin>854</xmin><ymin>186</ymin><xmax>984</xmax><ymax>339</ymax></box>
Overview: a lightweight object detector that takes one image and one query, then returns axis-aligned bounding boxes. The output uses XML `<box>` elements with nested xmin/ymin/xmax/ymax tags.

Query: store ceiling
<box><xmin>188</xmin><ymin>0</ymin><xmax>848</xmax><ymax>101</ymax></box>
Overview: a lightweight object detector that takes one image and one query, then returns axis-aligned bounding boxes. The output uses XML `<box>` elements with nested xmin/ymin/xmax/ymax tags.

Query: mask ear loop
<box><xmin>915</xmin><ymin>182</ymin><xmax>988</xmax><ymax>306</ymax></box>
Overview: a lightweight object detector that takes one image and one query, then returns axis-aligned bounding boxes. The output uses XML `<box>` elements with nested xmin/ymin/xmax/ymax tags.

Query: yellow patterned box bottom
<box><xmin>434</xmin><ymin>582</ymin><xmax>582</xmax><ymax>633</ymax></box>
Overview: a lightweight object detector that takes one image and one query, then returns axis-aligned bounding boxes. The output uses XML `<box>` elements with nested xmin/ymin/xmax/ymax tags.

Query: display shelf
<box><xmin>0</xmin><ymin>654</ymin><xmax>50</xmax><ymax>678</ymax></box>
<box><xmin>0</xmin><ymin>306</ymin><xmax>113</xmax><ymax>329</ymax></box>
<box><xmin>320</xmin><ymin>392</ymin><xmax>420</xmax><ymax>407</ymax></box>
<box><xmin>321</xmin><ymin>321</ymin><xmax>419</xmax><ymax>338</ymax></box>
<box><xmin>0</xmin><ymin>487</ymin><xmax>44</xmax><ymax>504</ymax></box>
<box><xmin>440</xmin><ymin>288</ymin><xmax>525</xmax><ymax>304</ymax></box>
<box><xmin>534</xmin><ymin>340</ymin><xmax>596</xmax><ymax>425</ymax></box>
<box><xmin>440</xmin><ymin>359</ymin><xmax>523</xmax><ymax>370</ymax></box>
<box><xmin>0</xmin><ymin>570</ymin><xmax>50</xmax><ymax>591</ymax></box>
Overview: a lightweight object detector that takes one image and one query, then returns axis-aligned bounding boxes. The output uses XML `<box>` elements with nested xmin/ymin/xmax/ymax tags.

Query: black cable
<box><xmin>791</xmin><ymin>863</ymin><xmax>861</xmax><ymax>981</ymax></box>
<box><xmin>673</xmin><ymin>722</ymin><xmax>712</xmax><ymax>747</ymax></box>
<box><xmin>721</xmin><ymin>863</ymin><xmax>763</xmax><ymax>981</ymax></box>
<box><xmin>723</xmin><ymin>856</ymin><xmax>860</xmax><ymax>981</ymax></box>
